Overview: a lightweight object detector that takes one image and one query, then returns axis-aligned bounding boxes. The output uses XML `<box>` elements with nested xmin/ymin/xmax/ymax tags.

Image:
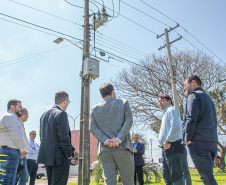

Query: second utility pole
<box><xmin>157</xmin><ymin>24</ymin><xmax>182</xmax><ymax>112</ymax></box>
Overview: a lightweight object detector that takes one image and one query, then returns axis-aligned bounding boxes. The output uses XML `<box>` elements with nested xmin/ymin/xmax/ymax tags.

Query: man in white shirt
<box><xmin>26</xmin><ymin>130</ymin><xmax>39</xmax><ymax>185</ymax></box>
<box><xmin>0</xmin><ymin>99</ymin><xmax>28</xmax><ymax>185</ymax></box>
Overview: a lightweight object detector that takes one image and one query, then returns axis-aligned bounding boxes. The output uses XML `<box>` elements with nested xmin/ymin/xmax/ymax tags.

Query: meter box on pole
<box><xmin>83</xmin><ymin>58</ymin><xmax>99</xmax><ymax>79</ymax></box>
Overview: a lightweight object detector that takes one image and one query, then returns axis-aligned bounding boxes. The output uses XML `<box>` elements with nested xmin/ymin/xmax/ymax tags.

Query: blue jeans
<box><xmin>27</xmin><ymin>159</ymin><xmax>38</xmax><ymax>185</ymax></box>
<box><xmin>162</xmin><ymin>141</ymin><xmax>185</xmax><ymax>185</ymax></box>
<box><xmin>187</xmin><ymin>141</ymin><xmax>217</xmax><ymax>185</ymax></box>
<box><xmin>15</xmin><ymin>157</ymin><xmax>29</xmax><ymax>185</ymax></box>
<box><xmin>182</xmin><ymin>147</ymin><xmax>192</xmax><ymax>185</ymax></box>
<box><xmin>0</xmin><ymin>147</ymin><xmax>19</xmax><ymax>185</ymax></box>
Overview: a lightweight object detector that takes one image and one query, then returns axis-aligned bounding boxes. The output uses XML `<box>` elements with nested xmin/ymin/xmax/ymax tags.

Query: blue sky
<box><xmin>0</xmin><ymin>0</ymin><xmax>225</xmax><ymax>164</ymax></box>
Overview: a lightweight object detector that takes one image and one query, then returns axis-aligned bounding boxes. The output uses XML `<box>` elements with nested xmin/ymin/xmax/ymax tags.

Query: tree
<box><xmin>209</xmin><ymin>85</ymin><xmax>226</xmax><ymax>169</ymax></box>
<box><xmin>112</xmin><ymin>50</ymin><xmax>226</xmax><ymax>134</ymax></box>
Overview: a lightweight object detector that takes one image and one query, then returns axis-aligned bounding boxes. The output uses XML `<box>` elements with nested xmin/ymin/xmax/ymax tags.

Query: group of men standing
<box><xmin>0</xmin><ymin>100</ymin><xmax>39</xmax><ymax>185</ymax></box>
<box><xmin>158</xmin><ymin>75</ymin><xmax>218</xmax><ymax>185</ymax></box>
<box><xmin>0</xmin><ymin>91</ymin><xmax>74</xmax><ymax>185</ymax></box>
<box><xmin>90</xmin><ymin>75</ymin><xmax>218</xmax><ymax>185</ymax></box>
<box><xmin>0</xmin><ymin>74</ymin><xmax>218</xmax><ymax>185</ymax></box>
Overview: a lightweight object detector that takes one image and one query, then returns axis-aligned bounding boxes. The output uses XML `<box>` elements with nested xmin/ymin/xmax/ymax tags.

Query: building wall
<box><xmin>71</xmin><ymin>130</ymin><xmax>98</xmax><ymax>166</ymax></box>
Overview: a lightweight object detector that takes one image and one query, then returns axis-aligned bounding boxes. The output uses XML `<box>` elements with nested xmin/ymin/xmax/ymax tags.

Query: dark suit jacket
<box><xmin>133</xmin><ymin>142</ymin><xmax>145</xmax><ymax>166</ymax></box>
<box><xmin>37</xmin><ymin>105</ymin><xmax>74</xmax><ymax>166</ymax></box>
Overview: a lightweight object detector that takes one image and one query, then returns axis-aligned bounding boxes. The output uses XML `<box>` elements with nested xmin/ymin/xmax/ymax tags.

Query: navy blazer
<box><xmin>38</xmin><ymin>105</ymin><xmax>74</xmax><ymax>166</ymax></box>
<box><xmin>133</xmin><ymin>142</ymin><xmax>145</xmax><ymax>166</ymax></box>
<box><xmin>183</xmin><ymin>87</ymin><xmax>218</xmax><ymax>143</ymax></box>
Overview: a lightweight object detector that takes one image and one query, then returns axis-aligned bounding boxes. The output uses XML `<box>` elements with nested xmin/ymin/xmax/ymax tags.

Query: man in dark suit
<box><xmin>38</xmin><ymin>91</ymin><xmax>74</xmax><ymax>185</ymax></box>
<box><xmin>133</xmin><ymin>134</ymin><xmax>145</xmax><ymax>185</ymax></box>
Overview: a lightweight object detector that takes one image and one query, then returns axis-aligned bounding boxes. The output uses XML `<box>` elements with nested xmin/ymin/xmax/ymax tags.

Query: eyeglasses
<box><xmin>31</xmin><ymin>134</ymin><xmax>36</xmax><ymax>135</ymax></box>
<box><xmin>63</xmin><ymin>99</ymin><xmax>70</xmax><ymax>104</ymax></box>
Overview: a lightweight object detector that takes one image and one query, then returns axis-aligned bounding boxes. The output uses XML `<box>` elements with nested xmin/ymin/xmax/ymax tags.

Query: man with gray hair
<box><xmin>90</xmin><ymin>83</ymin><xmax>134</xmax><ymax>185</ymax></box>
<box><xmin>15</xmin><ymin>108</ymin><xmax>30</xmax><ymax>185</ymax></box>
<box><xmin>0</xmin><ymin>100</ymin><xmax>28</xmax><ymax>185</ymax></box>
<box><xmin>26</xmin><ymin>130</ymin><xmax>39</xmax><ymax>185</ymax></box>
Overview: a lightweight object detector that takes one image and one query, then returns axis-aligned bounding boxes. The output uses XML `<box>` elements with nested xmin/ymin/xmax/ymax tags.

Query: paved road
<box><xmin>26</xmin><ymin>177</ymin><xmax>78</xmax><ymax>185</ymax></box>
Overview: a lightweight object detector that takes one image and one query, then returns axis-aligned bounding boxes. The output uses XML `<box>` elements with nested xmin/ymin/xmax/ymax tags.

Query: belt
<box><xmin>27</xmin><ymin>159</ymin><xmax>37</xmax><ymax>163</ymax></box>
<box><xmin>159</xmin><ymin>139</ymin><xmax>182</xmax><ymax>149</ymax></box>
<box><xmin>0</xmin><ymin>146</ymin><xmax>19</xmax><ymax>151</ymax></box>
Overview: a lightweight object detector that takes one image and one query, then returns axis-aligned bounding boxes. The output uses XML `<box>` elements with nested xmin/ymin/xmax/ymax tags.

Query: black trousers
<box><xmin>45</xmin><ymin>159</ymin><xmax>71</xmax><ymax>185</ymax></box>
<box><xmin>134</xmin><ymin>165</ymin><xmax>144</xmax><ymax>185</ymax></box>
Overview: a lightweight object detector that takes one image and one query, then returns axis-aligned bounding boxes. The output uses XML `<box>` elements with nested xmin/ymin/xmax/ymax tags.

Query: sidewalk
<box><xmin>27</xmin><ymin>177</ymin><xmax>78</xmax><ymax>185</ymax></box>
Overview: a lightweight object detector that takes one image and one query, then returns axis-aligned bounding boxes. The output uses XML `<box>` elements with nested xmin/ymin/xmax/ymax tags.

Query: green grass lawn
<box><xmin>67</xmin><ymin>169</ymin><xmax>226</xmax><ymax>185</ymax></box>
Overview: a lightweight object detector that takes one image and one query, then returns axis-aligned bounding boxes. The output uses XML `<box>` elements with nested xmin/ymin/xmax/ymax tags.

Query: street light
<box><xmin>53</xmin><ymin>37</ymin><xmax>83</xmax><ymax>50</ymax></box>
<box><xmin>150</xmin><ymin>139</ymin><xmax>154</xmax><ymax>163</ymax></box>
<box><xmin>68</xmin><ymin>114</ymin><xmax>80</xmax><ymax>147</ymax></box>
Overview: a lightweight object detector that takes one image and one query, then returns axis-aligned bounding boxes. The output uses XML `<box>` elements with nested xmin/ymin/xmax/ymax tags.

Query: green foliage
<box><xmin>67</xmin><ymin>168</ymin><xmax>226</xmax><ymax>184</ymax></box>
<box><xmin>143</xmin><ymin>165</ymin><xmax>161</xmax><ymax>183</ymax></box>
<box><xmin>90</xmin><ymin>160</ymin><xmax>103</xmax><ymax>183</ymax></box>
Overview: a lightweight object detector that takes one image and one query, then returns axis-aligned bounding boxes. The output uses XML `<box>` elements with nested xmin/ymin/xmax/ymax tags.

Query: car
<box><xmin>36</xmin><ymin>162</ymin><xmax>78</xmax><ymax>179</ymax></box>
<box><xmin>37</xmin><ymin>164</ymin><xmax>46</xmax><ymax>179</ymax></box>
<box><xmin>90</xmin><ymin>160</ymin><xmax>99</xmax><ymax>173</ymax></box>
<box><xmin>69</xmin><ymin>162</ymin><xmax>78</xmax><ymax>176</ymax></box>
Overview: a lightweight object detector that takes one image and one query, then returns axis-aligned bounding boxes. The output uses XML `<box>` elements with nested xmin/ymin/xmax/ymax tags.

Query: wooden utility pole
<box><xmin>157</xmin><ymin>24</ymin><xmax>182</xmax><ymax>112</ymax></box>
<box><xmin>78</xmin><ymin>0</ymin><xmax>90</xmax><ymax>184</ymax></box>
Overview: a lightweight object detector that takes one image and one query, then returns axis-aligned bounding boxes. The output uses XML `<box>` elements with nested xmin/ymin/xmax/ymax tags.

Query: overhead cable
<box><xmin>139</xmin><ymin>0</ymin><xmax>225</xmax><ymax>64</ymax></box>
<box><xmin>0</xmin><ymin>12</ymin><xmax>83</xmax><ymax>41</ymax></box>
<box><xmin>8</xmin><ymin>0</ymin><xmax>82</xmax><ymax>26</ymax></box>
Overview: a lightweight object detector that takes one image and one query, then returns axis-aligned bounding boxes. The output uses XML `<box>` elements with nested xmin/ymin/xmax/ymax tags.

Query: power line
<box><xmin>0</xmin><ymin>12</ymin><xmax>83</xmax><ymax>41</ymax></box>
<box><xmin>0</xmin><ymin>45</ymin><xmax>71</xmax><ymax>65</ymax></box>
<box><xmin>91</xmin><ymin>0</ymin><xmax>158</xmax><ymax>35</ymax></box>
<box><xmin>93</xmin><ymin>39</ymin><xmax>141</xmax><ymax>61</ymax></box>
<box><xmin>0</xmin><ymin>45</ymin><xmax>72</xmax><ymax>69</ymax></box>
<box><xmin>91</xmin><ymin>36</ymin><xmax>146</xmax><ymax>59</ymax></box>
<box><xmin>8</xmin><ymin>0</ymin><xmax>82</xmax><ymax>26</ymax></box>
<box><xmin>64</xmin><ymin>0</ymin><xmax>95</xmax><ymax>14</ymax></box>
<box><xmin>121</xmin><ymin>0</ymin><xmax>170</xmax><ymax>28</ymax></box>
<box><xmin>95</xmin><ymin>31</ymin><xmax>148</xmax><ymax>56</ymax></box>
<box><xmin>139</xmin><ymin>0</ymin><xmax>225</xmax><ymax>64</ymax></box>
<box><xmin>93</xmin><ymin>46</ymin><xmax>167</xmax><ymax>77</ymax></box>
<box><xmin>0</xmin><ymin>17</ymin><xmax>61</xmax><ymax>38</ymax></box>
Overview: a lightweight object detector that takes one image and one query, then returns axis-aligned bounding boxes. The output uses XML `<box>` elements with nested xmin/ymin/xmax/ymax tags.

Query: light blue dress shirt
<box><xmin>158</xmin><ymin>105</ymin><xmax>182</xmax><ymax>147</ymax></box>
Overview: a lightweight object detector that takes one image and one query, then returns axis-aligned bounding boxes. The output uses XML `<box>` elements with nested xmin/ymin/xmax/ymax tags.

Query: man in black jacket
<box><xmin>133</xmin><ymin>134</ymin><xmax>145</xmax><ymax>185</ymax></box>
<box><xmin>183</xmin><ymin>75</ymin><xmax>218</xmax><ymax>185</ymax></box>
<box><xmin>38</xmin><ymin>91</ymin><xmax>74</xmax><ymax>185</ymax></box>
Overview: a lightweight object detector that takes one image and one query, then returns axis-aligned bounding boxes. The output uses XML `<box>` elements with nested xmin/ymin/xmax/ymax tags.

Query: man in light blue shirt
<box><xmin>158</xmin><ymin>94</ymin><xmax>185</xmax><ymax>185</ymax></box>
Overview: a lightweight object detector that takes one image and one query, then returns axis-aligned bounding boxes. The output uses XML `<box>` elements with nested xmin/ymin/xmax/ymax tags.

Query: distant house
<box><xmin>71</xmin><ymin>130</ymin><xmax>98</xmax><ymax>166</ymax></box>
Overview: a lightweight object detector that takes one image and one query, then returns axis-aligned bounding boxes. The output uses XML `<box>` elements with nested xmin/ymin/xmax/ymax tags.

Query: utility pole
<box><xmin>78</xmin><ymin>0</ymin><xmax>90</xmax><ymax>184</ymax></box>
<box><xmin>157</xmin><ymin>24</ymin><xmax>182</xmax><ymax>112</ymax></box>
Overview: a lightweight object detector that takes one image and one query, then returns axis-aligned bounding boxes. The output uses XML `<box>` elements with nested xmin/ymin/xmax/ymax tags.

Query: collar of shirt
<box><xmin>163</xmin><ymin>105</ymin><xmax>173</xmax><ymax>114</ymax></box>
<box><xmin>29</xmin><ymin>138</ymin><xmax>35</xmax><ymax>142</ymax></box>
<box><xmin>56</xmin><ymin>105</ymin><xmax>63</xmax><ymax>111</ymax></box>
<box><xmin>7</xmin><ymin>110</ymin><xmax>17</xmax><ymax>117</ymax></box>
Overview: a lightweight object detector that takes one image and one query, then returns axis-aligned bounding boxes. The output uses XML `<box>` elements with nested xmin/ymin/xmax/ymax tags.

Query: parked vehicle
<box><xmin>37</xmin><ymin>164</ymin><xmax>46</xmax><ymax>179</ymax></box>
<box><xmin>69</xmin><ymin>162</ymin><xmax>78</xmax><ymax>176</ymax></box>
<box><xmin>37</xmin><ymin>162</ymin><xmax>78</xmax><ymax>179</ymax></box>
<box><xmin>90</xmin><ymin>160</ymin><xmax>99</xmax><ymax>173</ymax></box>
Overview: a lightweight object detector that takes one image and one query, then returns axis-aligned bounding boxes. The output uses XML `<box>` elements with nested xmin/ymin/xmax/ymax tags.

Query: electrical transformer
<box><xmin>83</xmin><ymin>58</ymin><xmax>99</xmax><ymax>80</ymax></box>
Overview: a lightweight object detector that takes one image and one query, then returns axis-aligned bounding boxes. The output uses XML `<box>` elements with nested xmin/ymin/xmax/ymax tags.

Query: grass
<box><xmin>67</xmin><ymin>169</ymin><xmax>226</xmax><ymax>185</ymax></box>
